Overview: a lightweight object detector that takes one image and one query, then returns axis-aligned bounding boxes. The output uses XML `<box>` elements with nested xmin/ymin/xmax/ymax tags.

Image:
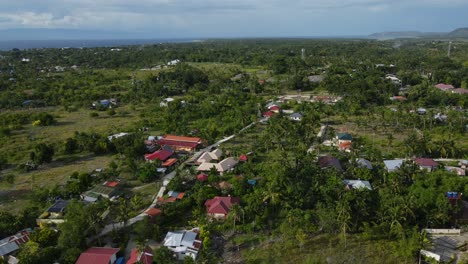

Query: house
<box><xmin>339</xmin><ymin>141</ymin><xmax>352</xmax><ymax>152</ymax></box>
<box><xmin>197</xmin><ymin>173</ymin><xmax>208</xmax><ymax>182</ymax></box>
<box><xmin>269</xmin><ymin>105</ymin><xmax>281</xmax><ymax>113</ymax></box>
<box><xmin>167</xmin><ymin>59</ymin><xmax>181</xmax><ymax>66</ymax></box>
<box><xmin>390</xmin><ymin>96</ymin><xmax>407</xmax><ymax>101</ymax></box>
<box><xmin>452</xmin><ymin>88</ymin><xmax>468</xmax><ymax>95</ymax></box>
<box><xmin>145</xmin><ymin>208</ymin><xmax>162</xmax><ymax>220</ymax></box>
<box><xmin>336</xmin><ymin>133</ymin><xmax>352</xmax><ymax>144</ymax></box>
<box><xmin>81</xmin><ymin>181</ymin><xmax>121</xmax><ymax>202</ymax></box>
<box><xmin>416</xmin><ymin>108</ymin><xmax>427</xmax><ymax>115</ymax></box>
<box><xmin>205</xmin><ymin>196</ymin><xmax>240</xmax><ymax>220</ymax></box>
<box><xmin>318</xmin><ymin>156</ymin><xmax>343</xmax><ymax>171</ymax></box>
<box><xmin>383</xmin><ymin>159</ymin><xmax>404</xmax><ymax>172</ymax></box>
<box><xmin>156</xmin><ymin>135</ymin><xmax>202</xmax><ymax>152</ymax></box>
<box><xmin>163</xmin><ymin>228</ymin><xmax>202</xmax><ymax>260</ymax></box>
<box><xmin>145</xmin><ymin>149</ymin><xmax>174</xmax><ymax>162</ymax></box>
<box><xmin>290</xmin><ymin>112</ymin><xmax>303</xmax><ymax>121</ymax></box>
<box><xmin>197</xmin><ymin>149</ymin><xmax>223</xmax><ymax>164</ymax></box>
<box><xmin>239</xmin><ymin>154</ymin><xmax>248</xmax><ymax>162</ymax></box>
<box><xmin>434</xmin><ymin>83</ymin><xmax>454</xmax><ymax>91</ymax></box>
<box><xmin>307</xmin><ymin>75</ymin><xmax>324</xmax><ymax>83</ymax></box>
<box><xmin>445</xmin><ymin>166</ymin><xmax>465</xmax><ymax>176</ymax></box>
<box><xmin>197</xmin><ymin>157</ymin><xmax>238</xmax><ymax>174</ymax></box>
<box><xmin>107</xmin><ymin>133</ymin><xmax>129</xmax><ymax>141</ymax></box>
<box><xmin>263</xmin><ymin>111</ymin><xmax>274</xmax><ymax>118</ymax></box>
<box><xmin>265</xmin><ymin>101</ymin><xmax>280</xmax><ymax>109</ymax></box>
<box><xmin>162</xmin><ymin>158</ymin><xmax>178</xmax><ymax>167</ymax></box>
<box><xmin>0</xmin><ymin>229</ymin><xmax>32</xmax><ymax>258</ymax></box>
<box><xmin>385</xmin><ymin>75</ymin><xmax>401</xmax><ymax>85</ymax></box>
<box><xmin>75</xmin><ymin>247</ymin><xmax>120</xmax><ymax>264</ymax></box>
<box><xmin>343</xmin><ymin>180</ymin><xmax>372</xmax><ymax>190</ymax></box>
<box><xmin>434</xmin><ymin>113</ymin><xmax>447</xmax><ymax>122</ymax></box>
<box><xmin>37</xmin><ymin>200</ymin><xmax>70</xmax><ymax>224</ymax></box>
<box><xmin>127</xmin><ymin>246</ymin><xmax>153</xmax><ymax>264</ymax></box>
<box><xmin>160</xmin><ymin>98</ymin><xmax>175</xmax><ymax>107</ymax></box>
<box><xmin>356</xmin><ymin>158</ymin><xmax>373</xmax><ymax>170</ymax></box>
<box><xmin>414</xmin><ymin>158</ymin><xmax>439</xmax><ymax>172</ymax></box>
<box><xmin>158</xmin><ymin>191</ymin><xmax>185</xmax><ymax>204</ymax></box>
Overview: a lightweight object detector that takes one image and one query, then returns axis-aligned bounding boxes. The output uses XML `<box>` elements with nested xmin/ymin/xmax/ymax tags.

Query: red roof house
<box><xmin>205</xmin><ymin>196</ymin><xmax>240</xmax><ymax>220</ymax></box>
<box><xmin>414</xmin><ymin>158</ymin><xmax>439</xmax><ymax>172</ymax></box>
<box><xmin>263</xmin><ymin>111</ymin><xmax>274</xmax><ymax>118</ymax></box>
<box><xmin>239</xmin><ymin>154</ymin><xmax>248</xmax><ymax>162</ymax></box>
<box><xmin>452</xmin><ymin>88</ymin><xmax>468</xmax><ymax>95</ymax></box>
<box><xmin>126</xmin><ymin>246</ymin><xmax>153</xmax><ymax>264</ymax></box>
<box><xmin>144</xmin><ymin>149</ymin><xmax>173</xmax><ymax>161</ymax></box>
<box><xmin>145</xmin><ymin>208</ymin><xmax>162</xmax><ymax>218</ymax></box>
<box><xmin>197</xmin><ymin>173</ymin><xmax>208</xmax><ymax>182</ymax></box>
<box><xmin>103</xmin><ymin>181</ymin><xmax>120</xmax><ymax>188</ymax></box>
<box><xmin>434</xmin><ymin>83</ymin><xmax>454</xmax><ymax>90</ymax></box>
<box><xmin>269</xmin><ymin>105</ymin><xmax>281</xmax><ymax>113</ymax></box>
<box><xmin>75</xmin><ymin>247</ymin><xmax>120</xmax><ymax>264</ymax></box>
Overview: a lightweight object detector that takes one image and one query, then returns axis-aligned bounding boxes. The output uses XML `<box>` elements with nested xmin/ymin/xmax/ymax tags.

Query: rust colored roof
<box><xmin>166</xmin><ymin>197</ymin><xmax>177</xmax><ymax>203</ymax></box>
<box><xmin>339</xmin><ymin>142</ymin><xmax>352</xmax><ymax>149</ymax></box>
<box><xmin>239</xmin><ymin>154</ymin><xmax>248</xmax><ymax>161</ymax></box>
<box><xmin>103</xmin><ymin>181</ymin><xmax>120</xmax><ymax>187</ymax></box>
<box><xmin>263</xmin><ymin>111</ymin><xmax>274</xmax><ymax>117</ymax></box>
<box><xmin>177</xmin><ymin>192</ymin><xmax>185</xmax><ymax>199</ymax></box>
<box><xmin>163</xmin><ymin>135</ymin><xmax>202</xmax><ymax>143</ymax></box>
<box><xmin>145</xmin><ymin>208</ymin><xmax>162</xmax><ymax>218</ymax></box>
<box><xmin>162</xmin><ymin>158</ymin><xmax>177</xmax><ymax>167</ymax></box>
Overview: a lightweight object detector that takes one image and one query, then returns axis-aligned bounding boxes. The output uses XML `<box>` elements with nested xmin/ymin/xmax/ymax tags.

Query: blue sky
<box><xmin>0</xmin><ymin>0</ymin><xmax>467</xmax><ymax>39</ymax></box>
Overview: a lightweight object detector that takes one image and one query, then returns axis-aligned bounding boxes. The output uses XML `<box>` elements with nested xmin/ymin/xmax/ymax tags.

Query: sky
<box><xmin>0</xmin><ymin>0</ymin><xmax>467</xmax><ymax>40</ymax></box>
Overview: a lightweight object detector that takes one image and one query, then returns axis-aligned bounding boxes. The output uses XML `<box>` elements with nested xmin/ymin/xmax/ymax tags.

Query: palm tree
<box><xmin>228</xmin><ymin>204</ymin><xmax>243</xmax><ymax>234</ymax></box>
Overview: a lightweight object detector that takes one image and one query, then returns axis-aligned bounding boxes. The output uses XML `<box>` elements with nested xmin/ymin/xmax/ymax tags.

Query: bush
<box><xmin>107</xmin><ymin>109</ymin><xmax>116</xmax><ymax>116</ymax></box>
<box><xmin>89</xmin><ymin>112</ymin><xmax>99</xmax><ymax>118</ymax></box>
<box><xmin>0</xmin><ymin>127</ymin><xmax>11</xmax><ymax>137</ymax></box>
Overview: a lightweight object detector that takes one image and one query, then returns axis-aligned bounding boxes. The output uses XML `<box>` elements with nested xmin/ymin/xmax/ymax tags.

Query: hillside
<box><xmin>369</xmin><ymin>27</ymin><xmax>468</xmax><ymax>39</ymax></box>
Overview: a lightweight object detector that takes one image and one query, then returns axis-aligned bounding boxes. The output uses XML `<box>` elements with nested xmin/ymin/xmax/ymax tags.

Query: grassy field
<box><xmin>1</xmin><ymin>105</ymin><xmax>141</xmax><ymax>163</ymax></box>
<box><xmin>234</xmin><ymin>233</ymin><xmax>415</xmax><ymax>264</ymax></box>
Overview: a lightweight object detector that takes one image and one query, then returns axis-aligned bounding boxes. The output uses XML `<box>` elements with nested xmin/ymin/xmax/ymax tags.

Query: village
<box><xmin>2</xmin><ymin>89</ymin><xmax>468</xmax><ymax>263</ymax></box>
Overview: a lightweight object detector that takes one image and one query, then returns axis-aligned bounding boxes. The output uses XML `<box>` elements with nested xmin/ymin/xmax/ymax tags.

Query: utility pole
<box><xmin>301</xmin><ymin>48</ymin><xmax>305</xmax><ymax>60</ymax></box>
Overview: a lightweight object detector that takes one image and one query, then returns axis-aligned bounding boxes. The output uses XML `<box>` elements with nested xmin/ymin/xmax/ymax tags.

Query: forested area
<box><xmin>0</xmin><ymin>39</ymin><xmax>467</xmax><ymax>263</ymax></box>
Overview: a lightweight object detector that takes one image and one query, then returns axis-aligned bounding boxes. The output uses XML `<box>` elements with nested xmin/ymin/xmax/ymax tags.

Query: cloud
<box><xmin>0</xmin><ymin>0</ymin><xmax>467</xmax><ymax>37</ymax></box>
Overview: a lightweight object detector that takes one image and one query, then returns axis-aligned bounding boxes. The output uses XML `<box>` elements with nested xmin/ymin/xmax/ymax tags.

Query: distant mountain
<box><xmin>369</xmin><ymin>27</ymin><xmax>468</xmax><ymax>40</ymax></box>
<box><xmin>447</xmin><ymin>27</ymin><xmax>468</xmax><ymax>38</ymax></box>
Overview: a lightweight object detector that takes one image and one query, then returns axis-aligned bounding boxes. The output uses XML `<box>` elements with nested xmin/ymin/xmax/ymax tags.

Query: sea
<box><xmin>0</xmin><ymin>38</ymin><xmax>199</xmax><ymax>51</ymax></box>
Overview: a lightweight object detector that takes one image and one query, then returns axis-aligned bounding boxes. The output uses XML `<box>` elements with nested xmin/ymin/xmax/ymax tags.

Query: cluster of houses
<box><xmin>275</xmin><ymin>94</ymin><xmax>342</xmax><ymax>105</ymax></box>
<box><xmin>322</xmin><ymin>132</ymin><xmax>353</xmax><ymax>153</ymax></box>
<box><xmin>434</xmin><ymin>83</ymin><xmax>468</xmax><ymax>95</ymax></box>
<box><xmin>262</xmin><ymin>101</ymin><xmax>303</xmax><ymax>122</ymax></box>
<box><xmin>384</xmin><ymin>158</ymin><xmax>467</xmax><ymax>176</ymax></box>
<box><xmin>0</xmin><ymin>229</ymin><xmax>32</xmax><ymax>263</ymax></box>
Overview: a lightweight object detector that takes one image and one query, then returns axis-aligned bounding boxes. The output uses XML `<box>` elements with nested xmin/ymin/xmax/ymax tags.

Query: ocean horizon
<box><xmin>0</xmin><ymin>38</ymin><xmax>199</xmax><ymax>51</ymax></box>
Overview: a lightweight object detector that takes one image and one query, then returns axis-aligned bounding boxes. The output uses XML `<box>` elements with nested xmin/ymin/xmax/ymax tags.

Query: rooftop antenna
<box><xmin>301</xmin><ymin>48</ymin><xmax>305</xmax><ymax>60</ymax></box>
<box><xmin>447</xmin><ymin>41</ymin><xmax>452</xmax><ymax>57</ymax></box>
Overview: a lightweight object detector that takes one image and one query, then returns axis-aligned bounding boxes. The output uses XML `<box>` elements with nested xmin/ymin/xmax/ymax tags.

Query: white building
<box><xmin>163</xmin><ymin>229</ymin><xmax>202</xmax><ymax>260</ymax></box>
